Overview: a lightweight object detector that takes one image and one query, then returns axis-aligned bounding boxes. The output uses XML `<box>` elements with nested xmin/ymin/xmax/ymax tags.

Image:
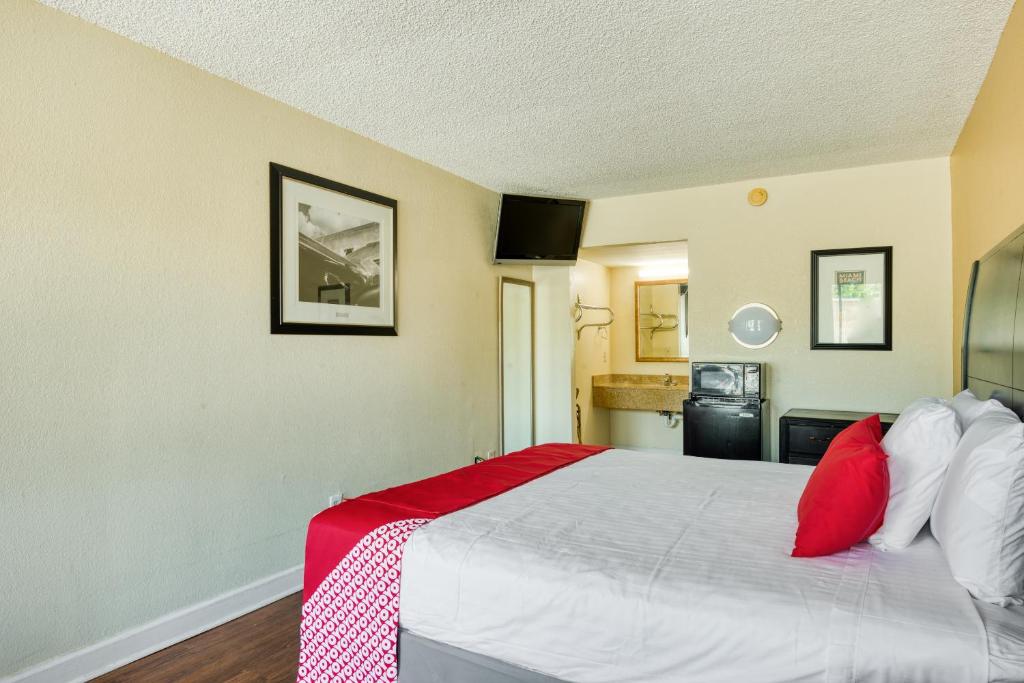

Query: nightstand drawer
<box><xmin>787</xmin><ymin>454</ymin><xmax>823</xmax><ymax>467</ymax></box>
<box><xmin>787</xmin><ymin>425</ymin><xmax>843</xmax><ymax>456</ymax></box>
<box><xmin>779</xmin><ymin>409</ymin><xmax>898</xmax><ymax>466</ymax></box>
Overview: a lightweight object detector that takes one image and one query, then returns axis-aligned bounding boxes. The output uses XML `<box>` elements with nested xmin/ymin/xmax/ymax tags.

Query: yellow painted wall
<box><xmin>951</xmin><ymin>1</ymin><xmax>1024</xmax><ymax>386</ymax></box>
<box><xmin>0</xmin><ymin>0</ymin><xmax>528</xmax><ymax>676</ymax></box>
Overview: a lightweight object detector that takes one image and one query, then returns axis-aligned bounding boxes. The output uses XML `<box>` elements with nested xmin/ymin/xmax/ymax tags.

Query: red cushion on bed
<box><xmin>792</xmin><ymin>415</ymin><xmax>890</xmax><ymax>558</ymax></box>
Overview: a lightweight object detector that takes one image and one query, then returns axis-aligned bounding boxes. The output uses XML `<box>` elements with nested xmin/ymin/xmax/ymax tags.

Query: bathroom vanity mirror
<box><xmin>500</xmin><ymin>277</ymin><xmax>535</xmax><ymax>454</ymax></box>
<box><xmin>635</xmin><ymin>279</ymin><xmax>689</xmax><ymax>362</ymax></box>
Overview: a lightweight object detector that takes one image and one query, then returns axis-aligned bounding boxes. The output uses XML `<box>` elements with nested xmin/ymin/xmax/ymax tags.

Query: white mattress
<box><xmin>399</xmin><ymin>449</ymin><xmax>1020</xmax><ymax>683</ymax></box>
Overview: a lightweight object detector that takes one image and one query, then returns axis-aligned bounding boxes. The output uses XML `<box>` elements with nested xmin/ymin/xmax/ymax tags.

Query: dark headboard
<box><xmin>962</xmin><ymin>224</ymin><xmax>1024</xmax><ymax>416</ymax></box>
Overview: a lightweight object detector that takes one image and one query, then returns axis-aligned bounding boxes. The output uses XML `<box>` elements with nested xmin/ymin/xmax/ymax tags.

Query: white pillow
<box><xmin>951</xmin><ymin>389</ymin><xmax>1007</xmax><ymax>431</ymax></box>
<box><xmin>868</xmin><ymin>398</ymin><xmax>960</xmax><ymax>551</ymax></box>
<box><xmin>931</xmin><ymin>403</ymin><xmax>1024</xmax><ymax>606</ymax></box>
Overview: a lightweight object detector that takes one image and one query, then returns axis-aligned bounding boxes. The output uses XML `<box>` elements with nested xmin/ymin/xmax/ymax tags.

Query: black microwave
<box><xmin>690</xmin><ymin>362</ymin><xmax>763</xmax><ymax>400</ymax></box>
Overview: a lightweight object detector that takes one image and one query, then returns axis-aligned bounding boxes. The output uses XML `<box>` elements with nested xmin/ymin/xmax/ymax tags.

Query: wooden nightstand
<box><xmin>779</xmin><ymin>409</ymin><xmax>898</xmax><ymax>466</ymax></box>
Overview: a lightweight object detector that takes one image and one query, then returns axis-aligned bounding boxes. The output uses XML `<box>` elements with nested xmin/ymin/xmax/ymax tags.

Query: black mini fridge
<box><xmin>683</xmin><ymin>398</ymin><xmax>769</xmax><ymax>461</ymax></box>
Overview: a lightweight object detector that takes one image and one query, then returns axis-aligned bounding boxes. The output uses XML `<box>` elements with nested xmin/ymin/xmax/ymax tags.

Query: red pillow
<box><xmin>791</xmin><ymin>415</ymin><xmax>889</xmax><ymax>557</ymax></box>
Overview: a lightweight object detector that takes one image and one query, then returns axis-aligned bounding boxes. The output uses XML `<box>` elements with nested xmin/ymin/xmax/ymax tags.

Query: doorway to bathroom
<box><xmin>571</xmin><ymin>241</ymin><xmax>689</xmax><ymax>452</ymax></box>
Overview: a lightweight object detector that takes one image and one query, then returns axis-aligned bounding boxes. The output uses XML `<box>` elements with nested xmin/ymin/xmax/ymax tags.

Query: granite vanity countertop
<box><xmin>592</xmin><ymin>374</ymin><xmax>689</xmax><ymax>412</ymax></box>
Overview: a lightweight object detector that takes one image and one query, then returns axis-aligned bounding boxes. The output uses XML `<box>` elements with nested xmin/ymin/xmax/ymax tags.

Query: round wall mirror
<box><xmin>728</xmin><ymin>303</ymin><xmax>781</xmax><ymax>349</ymax></box>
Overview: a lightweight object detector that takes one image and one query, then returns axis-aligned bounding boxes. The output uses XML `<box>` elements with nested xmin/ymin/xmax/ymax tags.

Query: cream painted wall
<box><xmin>584</xmin><ymin>158</ymin><xmax>954</xmax><ymax>459</ymax></box>
<box><xmin>609</xmin><ymin>266</ymin><xmax>690</xmax><ymax>376</ymax></box>
<box><xmin>0</xmin><ymin>1</ymin><xmax>528</xmax><ymax>676</ymax></box>
<box><xmin>570</xmin><ymin>260</ymin><xmax>611</xmax><ymax>444</ymax></box>
<box><xmin>609</xmin><ymin>410</ymin><xmax>684</xmax><ymax>452</ymax></box>
<box><xmin>951</xmin><ymin>0</ymin><xmax>1024</xmax><ymax>388</ymax></box>
<box><xmin>533</xmin><ymin>266</ymin><xmax>575</xmax><ymax>444</ymax></box>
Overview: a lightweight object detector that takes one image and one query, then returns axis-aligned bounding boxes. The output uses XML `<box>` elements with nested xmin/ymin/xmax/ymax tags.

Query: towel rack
<box><xmin>573</xmin><ymin>295</ymin><xmax>614</xmax><ymax>339</ymax></box>
<box><xmin>639</xmin><ymin>307</ymin><xmax>680</xmax><ymax>340</ymax></box>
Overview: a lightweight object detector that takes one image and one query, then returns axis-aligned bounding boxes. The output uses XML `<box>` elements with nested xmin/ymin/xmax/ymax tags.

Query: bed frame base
<box><xmin>398</xmin><ymin>630</ymin><xmax>565</xmax><ymax>683</ymax></box>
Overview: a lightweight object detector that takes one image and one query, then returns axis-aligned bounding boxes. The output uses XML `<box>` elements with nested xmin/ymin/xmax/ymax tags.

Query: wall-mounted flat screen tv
<box><xmin>492</xmin><ymin>194</ymin><xmax>586</xmax><ymax>265</ymax></box>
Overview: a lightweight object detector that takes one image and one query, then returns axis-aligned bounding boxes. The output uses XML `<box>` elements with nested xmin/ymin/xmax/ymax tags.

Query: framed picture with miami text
<box><xmin>810</xmin><ymin>246</ymin><xmax>891</xmax><ymax>350</ymax></box>
<box><xmin>270</xmin><ymin>163</ymin><xmax>397</xmax><ymax>335</ymax></box>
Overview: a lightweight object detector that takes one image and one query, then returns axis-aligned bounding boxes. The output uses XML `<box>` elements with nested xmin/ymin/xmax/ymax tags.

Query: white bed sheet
<box><xmin>399</xmin><ymin>449</ymin><xmax>1004</xmax><ymax>683</ymax></box>
<box><xmin>975</xmin><ymin>600</ymin><xmax>1024</xmax><ymax>683</ymax></box>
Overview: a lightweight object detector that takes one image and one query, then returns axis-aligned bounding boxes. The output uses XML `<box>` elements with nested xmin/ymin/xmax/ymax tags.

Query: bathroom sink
<box><xmin>592</xmin><ymin>374</ymin><xmax>689</xmax><ymax>412</ymax></box>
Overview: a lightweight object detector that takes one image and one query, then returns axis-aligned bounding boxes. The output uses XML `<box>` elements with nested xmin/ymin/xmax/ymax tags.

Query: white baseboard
<box><xmin>3</xmin><ymin>564</ymin><xmax>303</xmax><ymax>683</ymax></box>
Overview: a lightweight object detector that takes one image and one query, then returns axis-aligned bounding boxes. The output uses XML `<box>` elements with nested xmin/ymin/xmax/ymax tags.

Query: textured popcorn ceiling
<box><xmin>40</xmin><ymin>1</ymin><xmax>1013</xmax><ymax>198</ymax></box>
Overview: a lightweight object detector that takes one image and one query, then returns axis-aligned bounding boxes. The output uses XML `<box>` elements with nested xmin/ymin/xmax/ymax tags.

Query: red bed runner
<box><xmin>297</xmin><ymin>443</ymin><xmax>609</xmax><ymax>683</ymax></box>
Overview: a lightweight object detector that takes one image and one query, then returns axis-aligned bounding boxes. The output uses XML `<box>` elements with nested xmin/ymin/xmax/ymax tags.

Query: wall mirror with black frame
<box><xmin>811</xmin><ymin>246</ymin><xmax>892</xmax><ymax>350</ymax></box>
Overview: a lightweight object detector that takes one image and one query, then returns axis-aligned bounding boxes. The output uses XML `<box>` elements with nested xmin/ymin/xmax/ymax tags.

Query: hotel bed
<box><xmin>397</xmin><ymin>450</ymin><xmax>1023</xmax><ymax>683</ymax></box>
<box><xmin>301</xmin><ymin>226</ymin><xmax>1024</xmax><ymax>683</ymax></box>
<box><xmin>390</xmin><ymin>226</ymin><xmax>1024</xmax><ymax>682</ymax></box>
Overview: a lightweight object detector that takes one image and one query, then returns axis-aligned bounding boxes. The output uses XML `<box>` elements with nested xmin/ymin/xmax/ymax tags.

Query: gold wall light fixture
<box><xmin>747</xmin><ymin>187</ymin><xmax>768</xmax><ymax>206</ymax></box>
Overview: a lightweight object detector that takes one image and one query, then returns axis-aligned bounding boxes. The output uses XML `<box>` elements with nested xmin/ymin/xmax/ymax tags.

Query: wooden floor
<box><xmin>91</xmin><ymin>593</ymin><xmax>301</xmax><ymax>683</ymax></box>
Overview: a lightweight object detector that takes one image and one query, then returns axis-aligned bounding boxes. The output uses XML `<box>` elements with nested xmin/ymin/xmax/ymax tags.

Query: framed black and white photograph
<box><xmin>811</xmin><ymin>246</ymin><xmax>891</xmax><ymax>350</ymax></box>
<box><xmin>270</xmin><ymin>163</ymin><xmax>396</xmax><ymax>335</ymax></box>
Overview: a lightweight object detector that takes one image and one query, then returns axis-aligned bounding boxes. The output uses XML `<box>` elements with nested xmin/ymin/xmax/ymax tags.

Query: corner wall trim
<box><xmin>2</xmin><ymin>564</ymin><xmax>303</xmax><ymax>683</ymax></box>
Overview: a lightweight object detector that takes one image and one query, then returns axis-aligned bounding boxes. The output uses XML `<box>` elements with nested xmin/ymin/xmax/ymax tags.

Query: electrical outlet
<box><xmin>486</xmin><ymin>449</ymin><xmax>496</xmax><ymax>459</ymax></box>
<box><xmin>328</xmin><ymin>493</ymin><xmax>343</xmax><ymax>507</ymax></box>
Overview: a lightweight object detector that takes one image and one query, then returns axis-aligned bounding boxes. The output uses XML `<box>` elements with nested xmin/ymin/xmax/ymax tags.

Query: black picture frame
<box><xmin>270</xmin><ymin>162</ymin><xmax>397</xmax><ymax>336</ymax></box>
<box><xmin>810</xmin><ymin>246</ymin><xmax>892</xmax><ymax>350</ymax></box>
